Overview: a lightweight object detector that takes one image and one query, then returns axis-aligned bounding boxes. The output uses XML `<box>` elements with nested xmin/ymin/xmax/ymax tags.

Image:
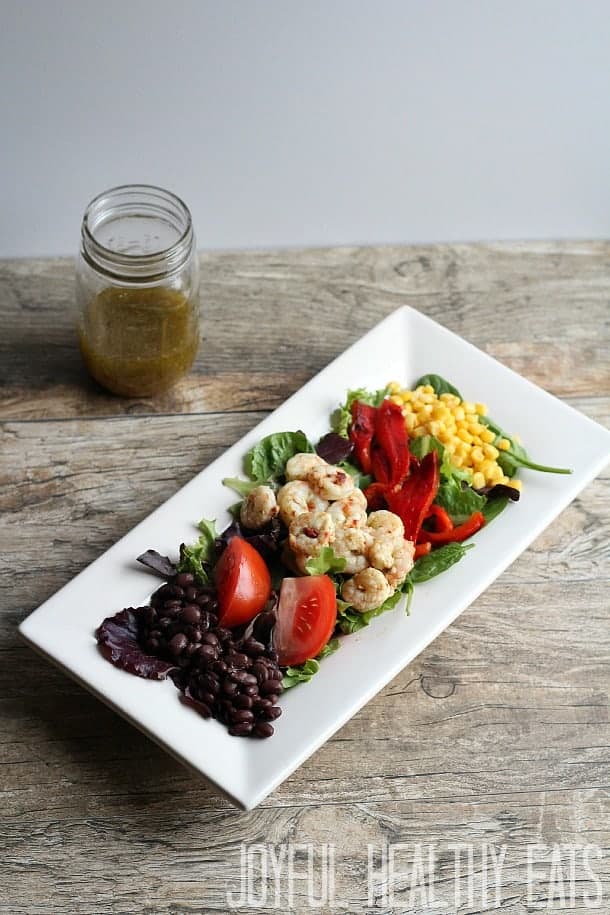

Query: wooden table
<box><xmin>1</xmin><ymin>242</ymin><xmax>608</xmax><ymax>914</ymax></box>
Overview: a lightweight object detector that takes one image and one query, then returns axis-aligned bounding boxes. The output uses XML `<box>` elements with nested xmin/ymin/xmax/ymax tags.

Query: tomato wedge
<box><xmin>274</xmin><ymin>575</ymin><xmax>337</xmax><ymax>667</ymax></box>
<box><xmin>215</xmin><ymin>537</ymin><xmax>272</xmax><ymax>628</ymax></box>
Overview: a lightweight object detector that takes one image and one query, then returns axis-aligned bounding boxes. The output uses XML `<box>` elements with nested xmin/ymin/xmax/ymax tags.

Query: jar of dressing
<box><xmin>76</xmin><ymin>184</ymin><xmax>200</xmax><ymax>397</ymax></box>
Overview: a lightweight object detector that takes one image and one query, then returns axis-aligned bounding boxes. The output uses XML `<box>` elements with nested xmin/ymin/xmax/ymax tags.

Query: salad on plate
<box><xmin>96</xmin><ymin>374</ymin><xmax>570</xmax><ymax>738</ymax></box>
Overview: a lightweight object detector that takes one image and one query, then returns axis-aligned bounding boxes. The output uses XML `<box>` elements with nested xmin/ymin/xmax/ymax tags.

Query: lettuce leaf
<box><xmin>282</xmin><ymin>638</ymin><xmax>341</xmax><ymax>689</ymax></box>
<box><xmin>331</xmin><ymin>386</ymin><xmax>389</xmax><ymax>438</ymax></box>
<box><xmin>177</xmin><ymin>518</ymin><xmax>218</xmax><ymax>583</ymax></box>
<box><xmin>304</xmin><ymin>547</ymin><xmax>347</xmax><ymax>576</ymax></box>
<box><xmin>244</xmin><ymin>430</ymin><xmax>314</xmax><ymax>483</ymax></box>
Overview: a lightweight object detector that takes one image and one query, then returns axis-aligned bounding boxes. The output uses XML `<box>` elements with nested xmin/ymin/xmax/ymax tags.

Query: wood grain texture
<box><xmin>0</xmin><ymin>242</ymin><xmax>608</xmax><ymax>915</ymax></box>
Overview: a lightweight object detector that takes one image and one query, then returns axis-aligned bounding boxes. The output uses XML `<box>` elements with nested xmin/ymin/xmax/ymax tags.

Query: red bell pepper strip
<box><xmin>349</xmin><ymin>401</ymin><xmax>377</xmax><ymax>474</ymax></box>
<box><xmin>385</xmin><ymin>450</ymin><xmax>440</xmax><ymax>543</ymax></box>
<box><xmin>363</xmin><ymin>482</ymin><xmax>388</xmax><ymax>511</ymax></box>
<box><xmin>425</xmin><ymin>511</ymin><xmax>485</xmax><ymax>544</ymax></box>
<box><xmin>414</xmin><ymin>541</ymin><xmax>432</xmax><ymax>559</ymax></box>
<box><xmin>422</xmin><ymin>504</ymin><xmax>454</xmax><ymax>536</ymax></box>
<box><xmin>370</xmin><ymin>400</ymin><xmax>411</xmax><ymax>487</ymax></box>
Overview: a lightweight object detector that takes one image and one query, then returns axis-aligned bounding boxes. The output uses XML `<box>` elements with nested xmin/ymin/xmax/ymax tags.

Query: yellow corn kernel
<box><xmin>418</xmin><ymin>392</ymin><xmax>435</xmax><ymax>404</ymax></box>
<box><xmin>436</xmin><ymin>426</ymin><xmax>451</xmax><ymax>444</ymax></box>
<box><xmin>483</xmin><ymin>443</ymin><xmax>500</xmax><ymax>460</ymax></box>
<box><xmin>471</xmin><ymin>435</ymin><xmax>482</xmax><ymax>446</ymax></box>
<box><xmin>489</xmin><ymin>464</ymin><xmax>504</xmax><ymax>483</ymax></box>
<box><xmin>480</xmin><ymin>428</ymin><xmax>495</xmax><ymax>444</ymax></box>
<box><xmin>444</xmin><ymin>441</ymin><xmax>456</xmax><ymax>455</ymax></box>
<box><xmin>462</xmin><ymin>401</ymin><xmax>475</xmax><ymax>414</ymax></box>
<box><xmin>404</xmin><ymin>413</ymin><xmax>417</xmax><ymax>432</ymax></box>
<box><xmin>457</xmin><ymin>428</ymin><xmax>473</xmax><ymax>444</ymax></box>
<box><xmin>470</xmin><ymin>445</ymin><xmax>485</xmax><ymax>464</ymax></box>
<box><xmin>388</xmin><ymin>381</ymin><xmax>401</xmax><ymax>394</ymax></box>
<box><xmin>427</xmin><ymin>420</ymin><xmax>441</xmax><ymax>437</ymax></box>
<box><xmin>390</xmin><ymin>394</ymin><xmax>403</xmax><ymax>406</ymax></box>
<box><xmin>507</xmin><ymin>478</ymin><xmax>523</xmax><ymax>491</ymax></box>
<box><xmin>401</xmin><ymin>401</ymin><xmax>414</xmax><ymax>414</ymax></box>
<box><xmin>431</xmin><ymin>404</ymin><xmax>449</xmax><ymax>421</ymax></box>
<box><xmin>440</xmin><ymin>393</ymin><xmax>459</xmax><ymax>405</ymax></box>
<box><xmin>419</xmin><ymin>403</ymin><xmax>433</xmax><ymax>417</ymax></box>
<box><xmin>422</xmin><ymin>384</ymin><xmax>434</xmax><ymax>394</ymax></box>
<box><xmin>467</xmin><ymin>421</ymin><xmax>483</xmax><ymax>435</ymax></box>
<box><xmin>474</xmin><ymin>402</ymin><xmax>487</xmax><ymax>415</ymax></box>
<box><xmin>480</xmin><ymin>459</ymin><xmax>495</xmax><ymax>476</ymax></box>
<box><xmin>498</xmin><ymin>438</ymin><xmax>511</xmax><ymax>451</ymax></box>
<box><xmin>402</xmin><ymin>389</ymin><xmax>413</xmax><ymax>402</ymax></box>
<box><xmin>452</xmin><ymin>454</ymin><xmax>464</xmax><ymax>468</ymax></box>
<box><xmin>472</xmin><ymin>471</ymin><xmax>485</xmax><ymax>489</ymax></box>
<box><xmin>453</xmin><ymin>406</ymin><xmax>465</xmax><ymax>421</ymax></box>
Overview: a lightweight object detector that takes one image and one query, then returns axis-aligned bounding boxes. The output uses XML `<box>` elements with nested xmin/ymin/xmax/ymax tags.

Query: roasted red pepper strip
<box><xmin>349</xmin><ymin>401</ymin><xmax>377</xmax><ymax>474</ymax></box>
<box><xmin>385</xmin><ymin>450</ymin><xmax>440</xmax><ymax>543</ymax></box>
<box><xmin>414</xmin><ymin>541</ymin><xmax>432</xmax><ymax>559</ymax></box>
<box><xmin>425</xmin><ymin>511</ymin><xmax>485</xmax><ymax>544</ymax></box>
<box><xmin>370</xmin><ymin>400</ymin><xmax>411</xmax><ymax>487</ymax></box>
<box><xmin>363</xmin><ymin>482</ymin><xmax>388</xmax><ymax>511</ymax></box>
<box><xmin>421</xmin><ymin>503</ymin><xmax>454</xmax><ymax>537</ymax></box>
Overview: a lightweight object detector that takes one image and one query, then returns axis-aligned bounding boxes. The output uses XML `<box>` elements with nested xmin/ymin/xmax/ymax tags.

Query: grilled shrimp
<box><xmin>328</xmin><ymin>488</ymin><xmax>368</xmax><ymax>529</ymax></box>
<box><xmin>308</xmin><ymin>464</ymin><xmax>355</xmax><ymax>501</ymax></box>
<box><xmin>367</xmin><ymin>510</ymin><xmax>404</xmax><ymax>540</ymax></box>
<box><xmin>285</xmin><ymin>452</ymin><xmax>327</xmax><ymax>481</ymax></box>
<box><xmin>239</xmin><ymin>485</ymin><xmax>279</xmax><ymax>530</ymax></box>
<box><xmin>277</xmin><ymin>480</ymin><xmax>328</xmax><ymax>524</ymax></box>
<box><xmin>288</xmin><ymin>510</ymin><xmax>335</xmax><ymax>572</ymax></box>
<box><xmin>383</xmin><ymin>539</ymin><xmax>415</xmax><ymax>589</ymax></box>
<box><xmin>332</xmin><ymin>526</ymin><xmax>372</xmax><ymax>574</ymax></box>
<box><xmin>342</xmin><ymin>568</ymin><xmax>394</xmax><ymax>613</ymax></box>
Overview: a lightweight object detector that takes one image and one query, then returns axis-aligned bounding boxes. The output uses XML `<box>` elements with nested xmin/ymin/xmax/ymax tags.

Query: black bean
<box><xmin>261</xmin><ymin>705</ymin><xmax>282</xmax><ymax>721</ymax></box>
<box><xmin>195</xmin><ymin>702</ymin><xmax>212</xmax><ymax>718</ymax></box>
<box><xmin>175</xmin><ymin>572</ymin><xmax>194</xmax><ymax>588</ymax></box>
<box><xmin>180</xmin><ymin>604</ymin><xmax>201</xmax><ymax>626</ymax></box>
<box><xmin>242</xmin><ymin>638</ymin><xmax>266</xmax><ymax>656</ymax></box>
<box><xmin>253</xmin><ymin>697</ymin><xmax>272</xmax><ymax>712</ymax></box>
<box><xmin>158</xmin><ymin>617</ymin><xmax>172</xmax><ymax>630</ymax></box>
<box><xmin>215</xmin><ymin>628</ymin><xmax>232</xmax><ymax>643</ymax></box>
<box><xmin>234</xmin><ymin>694</ymin><xmax>253</xmax><ymax>710</ymax></box>
<box><xmin>213</xmin><ymin>660</ymin><xmax>228</xmax><ymax>675</ymax></box>
<box><xmin>177</xmin><ymin>655</ymin><xmax>191</xmax><ymax>668</ymax></box>
<box><xmin>201</xmin><ymin>632</ymin><xmax>219</xmax><ymax>648</ymax></box>
<box><xmin>199</xmin><ymin>690</ymin><xmax>216</xmax><ymax>707</ymax></box>
<box><xmin>252</xmin><ymin>662</ymin><xmax>269</xmax><ymax>683</ymax></box>
<box><xmin>231</xmin><ymin>709</ymin><xmax>254</xmax><ymax>724</ymax></box>
<box><xmin>227</xmin><ymin>652</ymin><xmax>250</xmax><ymax>669</ymax></box>
<box><xmin>229</xmin><ymin>722</ymin><xmax>253</xmax><ymax>737</ymax></box>
<box><xmin>199</xmin><ymin>673</ymin><xmax>219</xmax><ymax>694</ymax></box>
<box><xmin>223</xmin><ymin>679</ymin><xmax>239</xmax><ymax>698</ymax></box>
<box><xmin>260</xmin><ymin>678</ymin><xmax>283</xmax><ymax>696</ymax></box>
<box><xmin>265</xmin><ymin>649</ymin><xmax>279</xmax><ymax>663</ymax></box>
<box><xmin>197</xmin><ymin>644</ymin><xmax>217</xmax><ymax>664</ymax></box>
<box><xmin>190</xmin><ymin>629</ymin><xmax>202</xmax><ymax>643</ymax></box>
<box><xmin>145</xmin><ymin>637</ymin><xmax>159</xmax><ymax>652</ymax></box>
<box><xmin>160</xmin><ymin>583</ymin><xmax>184</xmax><ymax>600</ymax></box>
<box><xmin>196</xmin><ymin>592</ymin><xmax>211</xmax><ymax>606</ymax></box>
<box><xmin>169</xmin><ymin>633</ymin><xmax>188</xmax><ymax>655</ymax></box>
<box><xmin>253</xmin><ymin>721</ymin><xmax>274</xmax><ymax>738</ymax></box>
<box><xmin>243</xmin><ymin>684</ymin><xmax>259</xmax><ymax>696</ymax></box>
<box><xmin>231</xmin><ymin>670</ymin><xmax>258</xmax><ymax>687</ymax></box>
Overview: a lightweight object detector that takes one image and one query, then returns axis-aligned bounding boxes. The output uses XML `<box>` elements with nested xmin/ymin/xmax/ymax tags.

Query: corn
<box><xmin>506</xmin><ymin>478</ymin><xmax>523</xmax><ymax>491</ymax></box>
<box><xmin>387</xmin><ymin>381</ymin><xmax>523</xmax><ymax>491</ymax></box>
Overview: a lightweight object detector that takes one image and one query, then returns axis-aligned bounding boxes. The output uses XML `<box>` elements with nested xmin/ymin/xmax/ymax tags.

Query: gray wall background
<box><xmin>1</xmin><ymin>0</ymin><xmax>609</xmax><ymax>257</ymax></box>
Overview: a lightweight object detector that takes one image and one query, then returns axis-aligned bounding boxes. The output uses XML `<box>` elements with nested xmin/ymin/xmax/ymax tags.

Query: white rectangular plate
<box><xmin>19</xmin><ymin>307</ymin><xmax>610</xmax><ymax>809</ymax></box>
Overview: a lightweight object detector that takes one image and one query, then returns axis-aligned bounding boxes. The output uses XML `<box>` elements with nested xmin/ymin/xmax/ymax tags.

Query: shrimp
<box><xmin>341</xmin><ymin>568</ymin><xmax>394</xmax><ymax>613</ymax></box>
<box><xmin>285</xmin><ymin>452</ymin><xmax>327</xmax><ymax>481</ymax></box>
<box><xmin>308</xmin><ymin>464</ymin><xmax>355</xmax><ymax>501</ymax></box>
<box><xmin>383</xmin><ymin>539</ymin><xmax>415</xmax><ymax>589</ymax></box>
<box><xmin>367</xmin><ymin>510</ymin><xmax>406</xmax><ymax>569</ymax></box>
<box><xmin>288</xmin><ymin>511</ymin><xmax>335</xmax><ymax>572</ymax></box>
<box><xmin>239</xmin><ymin>485</ymin><xmax>279</xmax><ymax>530</ymax></box>
<box><xmin>332</xmin><ymin>526</ymin><xmax>372</xmax><ymax>574</ymax></box>
<box><xmin>367</xmin><ymin>510</ymin><xmax>404</xmax><ymax>540</ymax></box>
<box><xmin>328</xmin><ymin>488</ymin><xmax>368</xmax><ymax>529</ymax></box>
<box><xmin>277</xmin><ymin>480</ymin><xmax>328</xmax><ymax>524</ymax></box>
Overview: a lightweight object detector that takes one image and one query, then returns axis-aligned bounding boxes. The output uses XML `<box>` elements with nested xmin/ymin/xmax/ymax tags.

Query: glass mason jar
<box><xmin>76</xmin><ymin>184</ymin><xmax>200</xmax><ymax>397</ymax></box>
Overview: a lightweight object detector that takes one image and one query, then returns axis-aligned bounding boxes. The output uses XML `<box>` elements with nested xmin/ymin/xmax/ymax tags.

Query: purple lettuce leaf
<box><xmin>316</xmin><ymin>432</ymin><xmax>354</xmax><ymax>465</ymax></box>
<box><xmin>136</xmin><ymin>549</ymin><xmax>177</xmax><ymax>579</ymax></box>
<box><xmin>96</xmin><ymin>608</ymin><xmax>177</xmax><ymax>680</ymax></box>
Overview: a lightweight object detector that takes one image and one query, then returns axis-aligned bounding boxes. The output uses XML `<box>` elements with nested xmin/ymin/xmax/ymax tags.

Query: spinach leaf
<box><xmin>244</xmin><ymin>430</ymin><xmax>314</xmax><ymax>483</ymax></box>
<box><xmin>331</xmin><ymin>386</ymin><xmax>389</xmax><ymax>438</ymax></box>
<box><xmin>434</xmin><ymin>477</ymin><xmax>486</xmax><ymax>524</ymax></box>
<box><xmin>481</xmin><ymin>494</ymin><xmax>509</xmax><ymax>523</ymax></box>
<box><xmin>413</xmin><ymin>374</ymin><xmax>462</xmax><ymax>399</ymax></box>
<box><xmin>177</xmin><ymin>518</ymin><xmax>218</xmax><ymax>583</ymax></box>
<box><xmin>410</xmin><ymin>542</ymin><xmax>474</xmax><ymax>583</ymax></box>
<box><xmin>305</xmin><ymin>547</ymin><xmax>347</xmax><ymax>576</ymax></box>
<box><xmin>282</xmin><ymin>638</ymin><xmax>341</xmax><ymax>689</ymax></box>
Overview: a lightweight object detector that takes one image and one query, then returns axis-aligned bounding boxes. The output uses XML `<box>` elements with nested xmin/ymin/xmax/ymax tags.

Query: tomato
<box><xmin>274</xmin><ymin>575</ymin><xmax>337</xmax><ymax>667</ymax></box>
<box><xmin>215</xmin><ymin>537</ymin><xmax>272</xmax><ymax>628</ymax></box>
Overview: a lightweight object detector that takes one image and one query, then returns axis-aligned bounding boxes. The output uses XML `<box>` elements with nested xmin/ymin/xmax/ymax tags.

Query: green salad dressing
<box><xmin>78</xmin><ymin>286</ymin><xmax>199</xmax><ymax>397</ymax></box>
